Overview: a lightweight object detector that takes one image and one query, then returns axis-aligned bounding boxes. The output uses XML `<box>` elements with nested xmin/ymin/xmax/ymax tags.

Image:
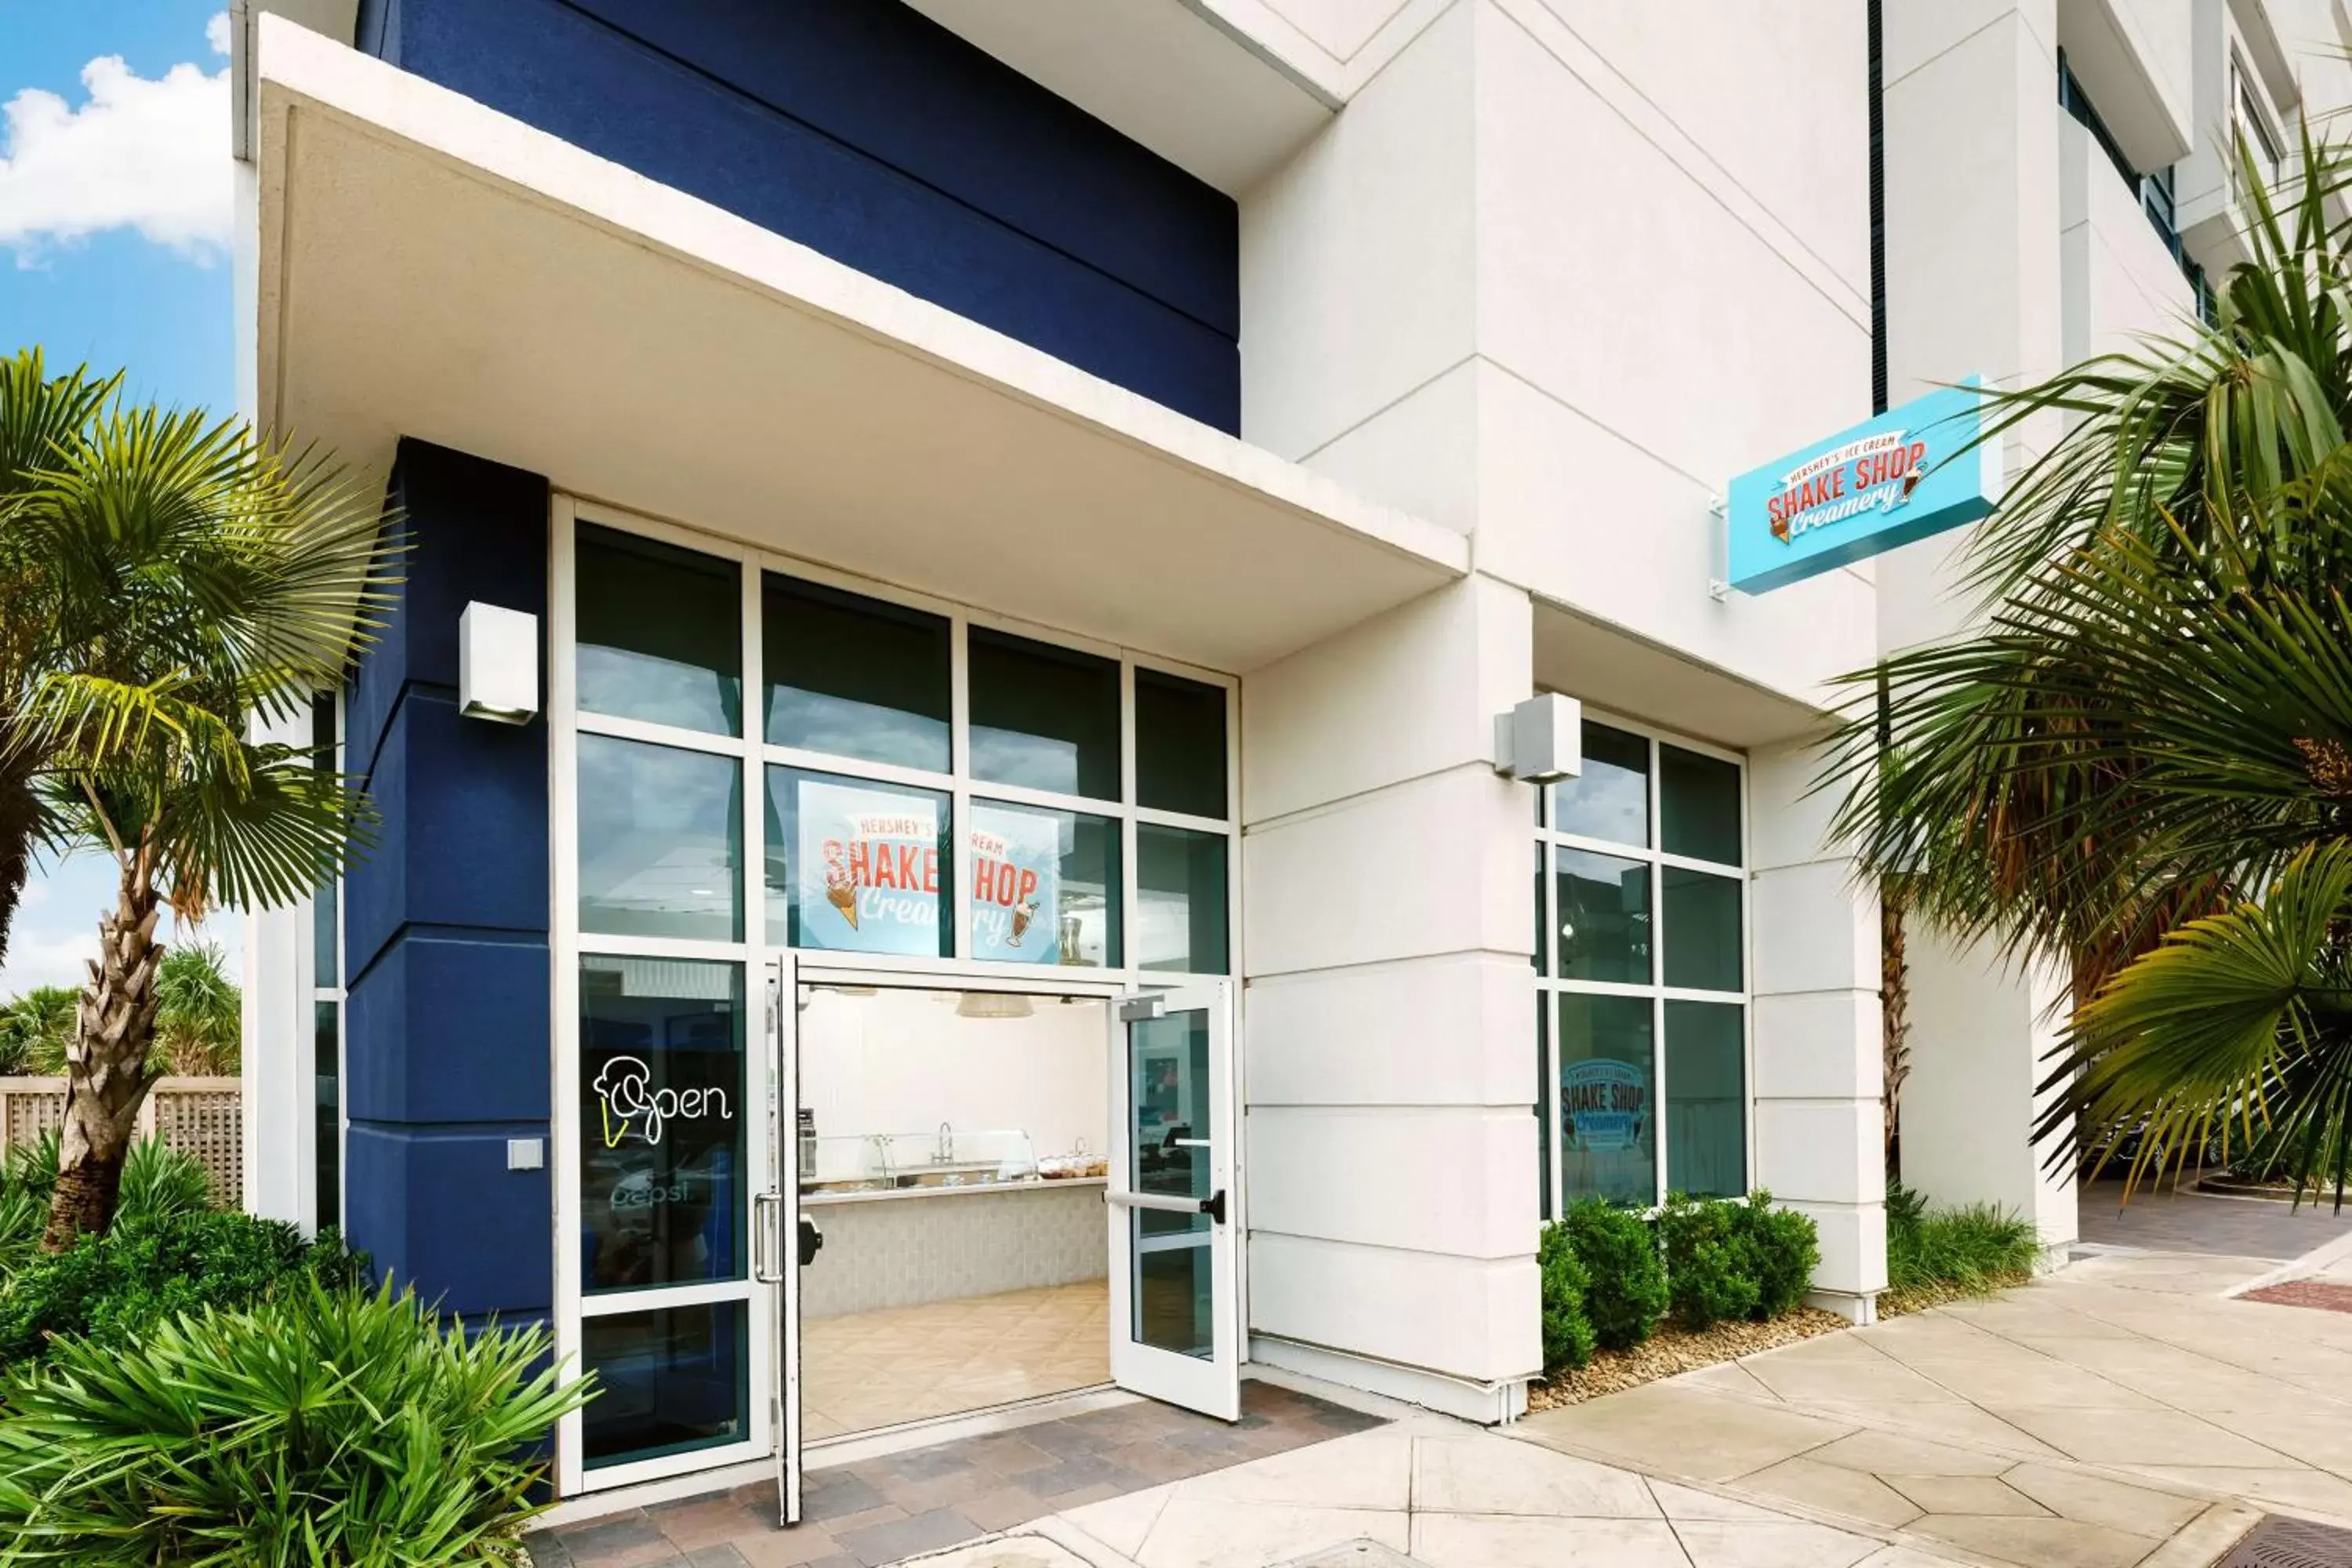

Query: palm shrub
<box><xmin>1557</xmin><ymin>1199</ymin><xmax>1668</xmax><ymax>1349</ymax></box>
<box><xmin>1535</xmin><ymin>1221</ymin><xmax>1596</xmax><ymax>1374</ymax></box>
<box><xmin>0</xmin><ymin>349</ymin><xmax>401</xmax><ymax>1245</ymax></box>
<box><xmin>1822</xmin><ymin>126</ymin><xmax>2352</xmax><ymax>1201</ymax></box>
<box><xmin>0</xmin><ymin>1134</ymin><xmax>216</xmax><ymax>1277</ymax></box>
<box><xmin>0</xmin><ymin>1279</ymin><xmax>589</xmax><ymax>1565</ymax></box>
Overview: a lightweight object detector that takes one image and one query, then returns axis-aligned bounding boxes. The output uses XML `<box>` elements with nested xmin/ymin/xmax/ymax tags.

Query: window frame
<box><xmin>548</xmin><ymin>496</ymin><xmax>1240</xmax><ymax>1494</ymax></box>
<box><xmin>307</xmin><ymin>691</ymin><xmax>346</xmax><ymax>1240</ymax></box>
<box><xmin>1534</xmin><ymin>706</ymin><xmax>1752</xmax><ymax>1219</ymax></box>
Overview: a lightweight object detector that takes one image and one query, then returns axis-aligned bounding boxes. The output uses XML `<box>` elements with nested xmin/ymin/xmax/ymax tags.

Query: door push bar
<box><xmin>1105</xmin><ymin>1188</ymin><xmax>1227</xmax><ymax>1225</ymax></box>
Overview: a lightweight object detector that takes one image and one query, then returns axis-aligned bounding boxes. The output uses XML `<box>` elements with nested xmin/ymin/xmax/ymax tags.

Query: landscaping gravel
<box><xmin>1524</xmin><ymin>1308</ymin><xmax>1849</xmax><ymax>1410</ymax></box>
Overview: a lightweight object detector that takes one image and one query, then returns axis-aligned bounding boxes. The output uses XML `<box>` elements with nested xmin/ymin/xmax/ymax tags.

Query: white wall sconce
<box><xmin>1494</xmin><ymin>693</ymin><xmax>1582</xmax><ymax>785</ymax></box>
<box><xmin>458</xmin><ymin>601</ymin><xmax>539</xmax><ymax>724</ymax></box>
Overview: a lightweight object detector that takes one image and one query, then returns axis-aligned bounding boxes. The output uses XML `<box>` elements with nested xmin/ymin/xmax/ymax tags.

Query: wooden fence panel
<box><xmin>0</xmin><ymin>1077</ymin><xmax>243</xmax><ymax>1203</ymax></box>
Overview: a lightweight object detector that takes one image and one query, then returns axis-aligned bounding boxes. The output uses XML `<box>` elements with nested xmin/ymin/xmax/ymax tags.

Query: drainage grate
<box><xmin>2220</xmin><ymin>1514</ymin><xmax>2352</xmax><ymax>1567</ymax></box>
<box><xmin>1277</xmin><ymin>1542</ymin><xmax>1432</xmax><ymax>1568</ymax></box>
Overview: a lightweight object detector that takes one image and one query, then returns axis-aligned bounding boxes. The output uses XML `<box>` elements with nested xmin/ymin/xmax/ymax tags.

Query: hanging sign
<box><xmin>1726</xmin><ymin>380</ymin><xmax>1998</xmax><ymax>594</ymax></box>
<box><xmin>797</xmin><ymin>779</ymin><xmax>942</xmax><ymax>955</ymax></box>
<box><xmin>1562</xmin><ymin>1058</ymin><xmax>1649</xmax><ymax>1152</ymax></box>
<box><xmin>969</xmin><ymin>803</ymin><xmax>1062</xmax><ymax>964</ymax></box>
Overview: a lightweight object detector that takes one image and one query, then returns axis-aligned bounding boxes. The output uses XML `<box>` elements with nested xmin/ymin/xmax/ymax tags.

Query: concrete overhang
<box><xmin>897</xmin><ymin>0</ymin><xmax>1336</xmax><ymax>196</ymax></box>
<box><xmin>2230</xmin><ymin>0</ymin><xmax>2302</xmax><ymax>114</ymax></box>
<box><xmin>1532</xmin><ymin>601</ymin><xmax>1834</xmax><ymax>752</ymax></box>
<box><xmin>252</xmin><ymin>16</ymin><xmax>1465</xmax><ymax>677</ymax></box>
<box><xmin>2058</xmin><ymin>0</ymin><xmax>2194</xmax><ymax>172</ymax></box>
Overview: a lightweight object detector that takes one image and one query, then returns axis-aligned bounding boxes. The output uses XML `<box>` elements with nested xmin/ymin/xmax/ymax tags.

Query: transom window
<box><xmin>552</xmin><ymin>503</ymin><xmax>1236</xmax><ymax>1484</ymax></box>
<box><xmin>1535</xmin><ymin>713</ymin><xmax>1748</xmax><ymax>1216</ymax></box>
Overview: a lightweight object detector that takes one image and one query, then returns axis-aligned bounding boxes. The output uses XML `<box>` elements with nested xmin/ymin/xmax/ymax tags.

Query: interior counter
<box><xmin>799</xmin><ymin>1177</ymin><xmax>1109</xmax><ymax>1318</ymax></box>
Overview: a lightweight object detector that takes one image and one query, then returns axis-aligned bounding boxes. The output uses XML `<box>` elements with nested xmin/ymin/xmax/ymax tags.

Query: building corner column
<box><xmin>1747</xmin><ymin>737</ymin><xmax>1886</xmax><ymax>1322</ymax></box>
<box><xmin>1238</xmin><ymin>572</ymin><xmax>1539</xmax><ymax>1421</ymax></box>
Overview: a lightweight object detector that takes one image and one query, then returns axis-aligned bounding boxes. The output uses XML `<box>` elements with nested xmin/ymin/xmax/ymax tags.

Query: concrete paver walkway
<box><xmin>2077</xmin><ymin>1178</ymin><xmax>2352</xmax><ymax>1260</ymax></box>
<box><xmin>1517</xmin><ymin>1249</ymin><xmax>2352</xmax><ymax>1568</ymax></box>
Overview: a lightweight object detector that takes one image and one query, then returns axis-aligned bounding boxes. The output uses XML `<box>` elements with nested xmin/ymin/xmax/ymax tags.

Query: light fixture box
<box><xmin>459</xmin><ymin>601</ymin><xmax>539</xmax><ymax>724</ymax></box>
<box><xmin>1495</xmin><ymin>693</ymin><xmax>1582</xmax><ymax>786</ymax></box>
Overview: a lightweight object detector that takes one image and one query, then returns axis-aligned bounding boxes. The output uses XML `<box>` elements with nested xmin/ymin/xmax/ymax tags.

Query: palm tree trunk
<box><xmin>0</xmin><ymin>764</ymin><xmax>38</xmax><ymax>971</ymax></box>
<box><xmin>1882</xmin><ymin>878</ymin><xmax>1911</xmax><ymax>1176</ymax></box>
<box><xmin>42</xmin><ymin>847</ymin><xmax>163</xmax><ymax>1250</ymax></box>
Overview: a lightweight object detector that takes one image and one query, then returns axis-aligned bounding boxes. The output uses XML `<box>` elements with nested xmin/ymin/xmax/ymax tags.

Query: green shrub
<box><xmin>1536</xmin><ymin>1221</ymin><xmax>1597</xmax><ymax>1374</ymax></box>
<box><xmin>0</xmin><ymin>1210</ymin><xmax>363</xmax><ymax>1365</ymax></box>
<box><xmin>1658</xmin><ymin>1192</ymin><xmax>1759</xmax><ymax>1329</ymax></box>
<box><xmin>1559</xmin><ymin>1198</ymin><xmax>1667</xmax><ymax>1349</ymax></box>
<box><xmin>0</xmin><ymin>1137</ymin><xmax>222</xmax><ymax>1279</ymax></box>
<box><xmin>1732</xmin><ymin>1190</ymin><xmax>1820</xmax><ymax>1319</ymax></box>
<box><xmin>0</xmin><ymin>1279</ymin><xmax>590</xmax><ymax>1564</ymax></box>
<box><xmin>1886</xmin><ymin>1182</ymin><xmax>2038</xmax><ymax>1295</ymax></box>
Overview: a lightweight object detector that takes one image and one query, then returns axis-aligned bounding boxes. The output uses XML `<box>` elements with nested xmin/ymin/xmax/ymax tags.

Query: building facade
<box><xmin>231</xmin><ymin>0</ymin><xmax>2343</xmax><ymax>1514</ymax></box>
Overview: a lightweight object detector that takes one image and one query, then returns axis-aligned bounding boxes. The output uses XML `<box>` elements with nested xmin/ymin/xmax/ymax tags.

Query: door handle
<box><xmin>752</xmin><ymin>1191</ymin><xmax>782</xmax><ymax>1283</ymax></box>
<box><xmin>797</xmin><ymin>1214</ymin><xmax>825</xmax><ymax>1266</ymax></box>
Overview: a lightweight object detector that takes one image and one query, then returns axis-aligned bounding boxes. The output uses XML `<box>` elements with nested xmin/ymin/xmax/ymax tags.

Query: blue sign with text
<box><xmin>1726</xmin><ymin>381</ymin><xmax>1998</xmax><ymax>594</ymax></box>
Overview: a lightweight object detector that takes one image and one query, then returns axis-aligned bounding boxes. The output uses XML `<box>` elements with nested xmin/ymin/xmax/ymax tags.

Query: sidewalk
<box><xmin>539</xmin><ymin>1241</ymin><xmax>2352</xmax><ymax>1567</ymax></box>
<box><xmin>1516</xmin><ymin>1247</ymin><xmax>2352</xmax><ymax>1568</ymax></box>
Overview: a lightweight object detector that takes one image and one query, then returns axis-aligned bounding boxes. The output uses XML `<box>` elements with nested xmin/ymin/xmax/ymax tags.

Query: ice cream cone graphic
<box><xmin>1011</xmin><ymin>896</ymin><xmax>1036</xmax><ymax>946</ymax></box>
<box><xmin>826</xmin><ymin>868</ymin><xmax>859</xmax><ymax>931</ymax></box>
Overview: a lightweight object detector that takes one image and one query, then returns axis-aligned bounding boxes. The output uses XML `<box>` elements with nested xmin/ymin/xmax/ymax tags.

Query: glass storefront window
<box><xmin>967</xmin><ymin>627</ymin><xmax>1121</xmax><ymax>800</ymax></box>
<box><xmin>1134</xmin><ymin>669</ymin><xmax>1228</xmax><ymax>818</ymax></box>
<box><xmin>1666</xmin><ymin>1000</ymin><xmax>1745</xmax><ymax>1199</ymax></box>
<box><xmin>581</xmin><ymin>1302</ymin><xmax>750</xmax><ymax>1468</ymax></box>
<box><xmin>967</xmin><ymin>800</ymin><xmax>1118</xmax><ymax>967</ymax></box>
<box><xmin>1555</xmin><ymin>848</ymin><xmax>1650</xmax><ymax>984</ymax></box>
<box><xmin>766</xmin><ymin>768</ymin><xmax>953</xmax><ymax>957</ymax></box>
<box><xmin>763</xmin><ymin>572</ymin><xmax>951</xmax><ymax>773</ymax></box>
<box><xmin>1558</xmin><ymin>993</ymin><xmax>1655</xmax><ymax>1207</ymax></box>
<box><xmin>1661</xmin><ymin>743</ymin><xmax>1741</xmax><ymax>865</ymax></box>
<box><xmin>1137</xmin><ymin>824</ymin><xmax>1226</xmax><ymax>975</ymax></box>
<box><xmin>579</xmin><ymin>956</ymin><xmax>746</xmax><ymax>1293</ymax></box>
<box><xmin>1550</xmin><ymin>721</ymin><xmax>1650</xmax><ymax>848</ymax></box>
<box><xmin>314</xmin><ymin>1000</ymin><xmax>339</xmax><ymax>1233</ymax></box>
<box><xmin>576</xmin><ymin>524</ymin><xmax>742</xmax><ymax>738</ymax></box>
<box><xmin>1537</xmin><ymin>713</ymin><xmax>1746</xmax><ymax>1212</ymax></box>
<box><xmin>578</xmin><ymin>734</ymin><xmax>742</xmax><ymax>942</ymax></box>
<box><xmin>1661</xmin><ymin>867</ymin><xmax>1742</xmax><ymax>992</ymax></box>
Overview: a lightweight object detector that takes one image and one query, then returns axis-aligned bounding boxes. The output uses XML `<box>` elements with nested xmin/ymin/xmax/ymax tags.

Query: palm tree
<box><xmin>1824</xmin><ymin>129</ymin><xmax>2352</xmax><ymax>1200</ymax></box>
<box><xmin>153</xmin><ymin>940</ymin><xmax>241</xmax><ymax>1076</ymax></box>
<box><xmin>0</xmin><ymin>985</ymin><xmax>75</xmax><ymax>1076</ymax></box>
<box><xmin>0</xmin><ymin>349</ymin><xmax>400</xmax><ymax>1245</ymax></box>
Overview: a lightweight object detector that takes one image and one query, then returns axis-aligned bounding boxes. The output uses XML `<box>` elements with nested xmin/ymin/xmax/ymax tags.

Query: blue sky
<box><xmin>1</xmin><ymin>0</ymin><xmax>241</xmax><ymax>994</ymax></box>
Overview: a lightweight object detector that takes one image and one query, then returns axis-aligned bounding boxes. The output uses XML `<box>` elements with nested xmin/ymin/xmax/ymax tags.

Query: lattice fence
<box><xmin>0</xmin><ymin>1077</ymin><xmax>242</xmax><ymax>1205</ymax></box>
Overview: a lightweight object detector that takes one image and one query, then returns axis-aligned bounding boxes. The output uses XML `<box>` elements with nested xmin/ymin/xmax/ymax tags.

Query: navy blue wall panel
<box><xmin>347</xmin><ymin>1125</ymin><xmax>552</xmax><ymax>1317</ymax></box>
<box><xmin>344</xmin><ymin>437</ymin><xmax>551</xmax><ymax>1320</ymax></box>
<box><xmin>346</xmin><ymin>933</ymin><xmax>550</xmax><ymax>1124</ymax></box>
<box><xmin>354</xmin><ymin>0</ymin><xmax>1240</xmax><ymax>431</ymax></box>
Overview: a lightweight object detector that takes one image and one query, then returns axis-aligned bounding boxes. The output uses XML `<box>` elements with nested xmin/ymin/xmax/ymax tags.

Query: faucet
<box><xmin>934</xmin><ymin>1121</ymin><xmax>954</xmax><ymax>1164</ymax></box>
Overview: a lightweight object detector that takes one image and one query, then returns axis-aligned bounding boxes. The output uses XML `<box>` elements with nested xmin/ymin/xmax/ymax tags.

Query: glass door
<box><xmin>1106</xmin><ymin>983</ymin><xmax>1238</xmax><ymax>1421</ymax></box>
<box><xmin>757</xmin><ymin>956</ymin><xmax>809</xmax><ymax>1525</ymax></box>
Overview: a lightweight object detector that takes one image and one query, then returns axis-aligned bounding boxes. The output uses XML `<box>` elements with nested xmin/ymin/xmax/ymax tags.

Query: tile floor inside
<box><xmin>803</xmin><ymin>1280</ymin><xmax>1111</xmax><ymax>1442</ymax></box>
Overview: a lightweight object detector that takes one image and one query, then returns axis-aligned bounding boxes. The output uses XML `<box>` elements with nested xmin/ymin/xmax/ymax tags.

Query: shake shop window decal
<box><xmin>797</xmin><ymin>779</ymin><xmax>944</xmax><ymax>956</ymax></box>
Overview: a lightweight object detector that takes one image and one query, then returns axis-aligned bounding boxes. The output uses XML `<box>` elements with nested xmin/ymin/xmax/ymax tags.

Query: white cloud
<box><xmin>0</xmin><ymin>16</ymin><xmax>232</xmax><ymax>261</ymax></box>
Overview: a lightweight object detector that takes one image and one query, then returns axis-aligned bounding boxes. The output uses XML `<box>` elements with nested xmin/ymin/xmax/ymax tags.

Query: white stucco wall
<box><xmin>1239</xmin><ymin>572</ymin><xmax>1539</xmax><ymax>1420</ymax></box>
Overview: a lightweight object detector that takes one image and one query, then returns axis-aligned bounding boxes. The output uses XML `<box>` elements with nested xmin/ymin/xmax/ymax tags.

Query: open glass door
<box><xmin>757</xmin><ymin>956</ymin><xmax>810</xmax><ymax>1526</ymax></box>
<box><xmin>1106</xmin><ymin>982</ymin><xmax>1239</xmax><ymax>1421</ymax></box>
